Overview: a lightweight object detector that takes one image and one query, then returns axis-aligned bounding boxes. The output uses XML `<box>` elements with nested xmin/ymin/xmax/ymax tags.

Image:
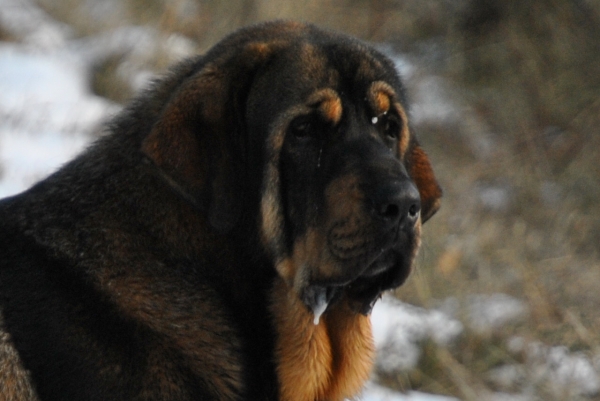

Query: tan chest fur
<box><xmin>270</xmin><ymin>279</ymin><xmax>374</xmax><ymax>401</ymax></box>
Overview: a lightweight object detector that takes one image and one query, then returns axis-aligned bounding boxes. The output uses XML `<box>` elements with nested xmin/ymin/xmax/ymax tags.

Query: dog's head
<box><xmin>142</xmin><ymin>21</ymin><xmax>441</xmax><ymax>317</ymax></box>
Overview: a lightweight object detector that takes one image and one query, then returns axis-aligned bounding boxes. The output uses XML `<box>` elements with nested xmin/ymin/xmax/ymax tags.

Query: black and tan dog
<box><xmin>0</xmin><ymin>21</ymin><xmax>441</xmax><ymax>401</ymax></box>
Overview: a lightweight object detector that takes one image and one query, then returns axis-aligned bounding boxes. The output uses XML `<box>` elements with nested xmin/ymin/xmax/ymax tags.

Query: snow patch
<box><xmin>527</xmin><ymin>342</ymin><xmax>600</xmax><ymax>397</ymax></box>
<box><xmin>467</xmin><ymin>293</ymin><xmax>528</xmax><ymax>333</ymax></box>
<box><xmin>0</xmin><ymin>0</ymin><xmax>72</xmax><ymax>48</ymax></box>
<box><xmin>361</xmin><ymin>382</ymin><xmax>460</xmax><ymax>401</ymax></box>
<box><xmin>483</xmin><ymin>393</ymin><xmax>533</xmax><ymax>401</ymax></box>
<box><xmin>370</xmin><ymin>296</ymin><xmax>463</xmax><ymax>372</ymax></box>
<box><xmin>69</xmin><ymin>26</ymin><xmax>197</xmax><ymax>93</ymax></box>
<box><xmin>409</xmin><ymin>76</ymin><xmax>459</xmax><ymax>125</ymax></box>
<box><xmin>0</xmin><ymin>44</ymin><xmax>118</xmax><ymax>197</ymax></box>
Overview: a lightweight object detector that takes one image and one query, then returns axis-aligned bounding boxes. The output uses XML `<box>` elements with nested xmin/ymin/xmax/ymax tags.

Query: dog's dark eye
<box><xmin>289</xmin><ymin>117</ymin><xmax>313</xmax><ymax>139</ymax></box>
<box><xmin>382</xmin><ymin>115</ymin><xmax>400</xmax><ymax>140</ymax></box>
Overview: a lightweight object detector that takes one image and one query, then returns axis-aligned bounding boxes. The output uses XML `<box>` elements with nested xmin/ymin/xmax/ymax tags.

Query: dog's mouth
<box><xmin>301</xmin><ymin>233</ymin><xmax>412</xmax><ymax>323</ymax></box>
<box><xmin>360</xmin><ymin>247</ymin><xmax>398</xmax><ymax>277</ymax></box>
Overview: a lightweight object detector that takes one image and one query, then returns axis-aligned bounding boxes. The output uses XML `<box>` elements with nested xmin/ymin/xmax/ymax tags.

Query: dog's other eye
<box><xmin>289</xmin><ymin>116</ymin><xmax>313</xmax><ymax>139</ymax></box>
<box><xmin>381</xmin><ymin>115</ymin><xmax>401</xmax><ymax>140</ymax></box>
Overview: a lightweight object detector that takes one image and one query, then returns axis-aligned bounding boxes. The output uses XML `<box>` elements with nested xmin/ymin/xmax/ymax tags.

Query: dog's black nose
<box><xmin>372</xmin><ymin>180</ymin><xmax>421</xmax><ymax>230</ymax></box>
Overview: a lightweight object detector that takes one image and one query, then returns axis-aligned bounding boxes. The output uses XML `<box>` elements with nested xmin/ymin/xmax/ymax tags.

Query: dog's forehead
<box><xmin>266</xmin><ymin>39</ymin><xmax>400</xmax><ymax>114</ymax></box>
<box><xmin>242</xmin><ymin>24</ymin><xmax>407</xmax><ymax>133</ymax></box>
<box><xmin>296</xmin><ymin>39</ymin><xmax>393</xmax><ymax>89</ymax></box>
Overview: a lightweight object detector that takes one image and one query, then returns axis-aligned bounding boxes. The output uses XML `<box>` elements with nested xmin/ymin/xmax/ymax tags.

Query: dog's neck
<box><xmin>269</xmin><ymin>277</ymin><xmax>374</xmax><ymax>401</ymax></box>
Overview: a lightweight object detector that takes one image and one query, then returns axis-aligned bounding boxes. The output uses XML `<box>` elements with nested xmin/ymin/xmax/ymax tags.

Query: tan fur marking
<box><xmin>271</xmin><ymin>174</ymin><xmax>375</xmax><ymax>400</ymax></box>
<box><xmin>368</xmin><ymin>82</ymin><xmax>410</xmax><ymax>155</ymax></box>
<box><xmin>271</xmin><ymin>279</ymin><xmax>333</xmax><ymax>401</ymax></box>
<box><xmin>261</xmin><ymin>101</ymin><xmax>341</xmax><ymax>281</ymax></box>
<box><xmin>260</xmin><ymin>110</ymin><xmax>293</xmax><ymax>259</ymax></box>
<box><xmin>367</xmin><ymin>81</ymin><xmax>394</xmax><ymax>116</ymax></box>
<box><xmin>271</xmin><ymin>280</ymin><xmax>374</xmax><ymax>401</ymax></box>
<box><xmin>287</xmin><ymin>172</ymin><xmax>366</xmax><ymax>290</ymax></box>
<box><xmin>320</xmin><ymin>97</ymin><xmax>343</xmax><ymax>125</ymax></box>
<box><xmin>374</xmin><ymin>91</ymin><xmax>390</xmax><ymax>115</ymax></box>
<box><xmin>326</xmin><ymin>174</ymin><xmax>364</xmax><ymax>225</ymax></box>
<box><xmin>367</xmin><ymin>82</ymin><xmax>412</xmax><ymax>159</ymax></box>
<box><xmin>260</xmin><ymin>186</ymin><xmax>283</xmax><ymax>249</ymax></box>
<box><xmin>323</xmin><ymin>298</ymin><xmax>374</xmax><ymax>400</ymax></box>
<box><xmin>260</xmin><ymin>107</ymin><xmax>310</xmax><ymax>274</ymax></box>
<box><xmin>407</xmin><ymin>144</ymin><xmax>442</xmax><ymax>222</ymax></box>
<box><xmin>275</xmin><ymin>257</ymin><xmax>295</xmax><ymax>286</ymax></box>
<box><xmin>396</xmin><ymin>104</ymin><xmax>410</xmax><ymax>159</ymax></box>
<box><xmin>308</xmin><ymin>89</ymin><xmax>342</xmax><ymax>125</ymax></box>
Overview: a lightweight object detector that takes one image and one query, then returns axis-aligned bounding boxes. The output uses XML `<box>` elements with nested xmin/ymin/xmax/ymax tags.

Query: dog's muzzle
<box><xmin>304</xmin><ymin>178</ymin><xmax>421</xmax><ymax>322</ymax></box>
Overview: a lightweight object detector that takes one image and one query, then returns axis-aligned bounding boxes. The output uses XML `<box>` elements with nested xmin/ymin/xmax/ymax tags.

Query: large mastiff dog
<box><xmin>0</xmin><ymin>21</ymin><xmax>441</xmax><ymax>401</ymax></box>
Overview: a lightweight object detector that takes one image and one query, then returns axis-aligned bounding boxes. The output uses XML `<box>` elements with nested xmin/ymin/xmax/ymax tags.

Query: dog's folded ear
<box><xmin>142</xmin><ymin>43</ymin><xmax>275</xmax><ymax>233</ymax></box>
<box><xmin>405</xmin><ymin>136</ymin><xmax>442</xmax><ymax>223</ymax></box>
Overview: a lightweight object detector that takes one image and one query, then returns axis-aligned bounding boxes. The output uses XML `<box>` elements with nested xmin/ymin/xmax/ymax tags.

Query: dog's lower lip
<box><xmin>361</xmin><ymin>248</ymin><xmax>396</xmax><ymax>277</ymax></box>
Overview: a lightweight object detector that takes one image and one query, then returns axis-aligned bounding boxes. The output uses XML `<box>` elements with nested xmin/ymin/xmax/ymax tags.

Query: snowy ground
<box><xmin>2</xmin><ymin>1</ymin><xmax>600</xmax><ymax>400</ymax></box>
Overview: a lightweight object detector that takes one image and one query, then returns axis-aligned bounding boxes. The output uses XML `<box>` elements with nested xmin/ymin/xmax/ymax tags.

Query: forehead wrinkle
<box><xmin>355</xmin><ymin>55</ymin><xmax>383</xmax><ymax>82</ymax></box>
<box><xmin>268</xmin><ymin>104</ymin><xmax>313</xmax><ymax>152</ymax></box>
<box><xmin>296</xmin><ymin>42</ymin><xmax>328</xmax><ymax>85</ymax></box>
<box><xmin>326</xmin><ymin>68</ymin><xmax>340</xmax><ymax>88</ymax></box>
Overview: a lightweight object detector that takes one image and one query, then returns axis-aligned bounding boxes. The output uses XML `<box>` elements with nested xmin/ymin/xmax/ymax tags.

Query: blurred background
<box><xmin>1</xmin><ymin>1</ymin><xmax>599</xmax><ymax>400</ymax></box>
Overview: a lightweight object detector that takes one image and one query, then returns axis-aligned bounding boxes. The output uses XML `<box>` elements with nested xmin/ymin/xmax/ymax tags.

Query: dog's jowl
<box><xmin>0</xmin><ymin>21</ymin><xmax>441</xmax><ymax>401</ymax></box>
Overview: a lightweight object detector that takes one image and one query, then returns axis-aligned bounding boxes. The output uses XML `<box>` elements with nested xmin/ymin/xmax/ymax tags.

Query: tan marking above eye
<box><xmin>367</xmin><ymin>81</ymin><xmax>395</xmax><ymax>116</ymax></box>
<box><xmin>374</xmin><ymin>92</ymin><xmax>390</xmax><ymax>115</ymax></box>
<box><xmin>366</xmin><ymin>81</ymin><xmax>412</xmax><ymax>158</ymax></box>
<box><xmin>307</xmin><ymin>89</ymin><xmax>342</xmax><ymax>125</ymax></box>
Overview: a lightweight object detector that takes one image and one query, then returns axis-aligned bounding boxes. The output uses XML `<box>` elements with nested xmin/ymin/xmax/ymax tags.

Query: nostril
<box><xmin>371</xmin><ymin>180</ymin><xmax>421</xmax><ymax>229</ymax></box>
<box><xmin>380</xmin><ymin>203</ymin><xmax>400</xmax><ymax>220</ymax></box>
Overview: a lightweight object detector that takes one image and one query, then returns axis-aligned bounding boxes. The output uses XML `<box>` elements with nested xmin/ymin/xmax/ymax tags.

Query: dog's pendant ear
<box><xmin>142</xmin><ymin>43</ymin><xmax>276</xmax><ymax>233</ymax></box>
<box><xmin>405</xmin><ymin>136</ymin><xmax>442</xmax><ymax>223</ymax></box>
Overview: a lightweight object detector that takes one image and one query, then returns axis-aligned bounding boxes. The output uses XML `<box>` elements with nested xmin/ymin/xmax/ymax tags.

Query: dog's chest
<box><xmin>270</xmin><ymin>279</ymin><xmax>374</xmax><ymax>401</ymax></box>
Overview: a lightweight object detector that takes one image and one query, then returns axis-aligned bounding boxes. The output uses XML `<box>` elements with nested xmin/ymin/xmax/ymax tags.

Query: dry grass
<box><xmin>391</xmin><ymin>2</ymin><xmax>600</xmax><ymax>398</ymax></box>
